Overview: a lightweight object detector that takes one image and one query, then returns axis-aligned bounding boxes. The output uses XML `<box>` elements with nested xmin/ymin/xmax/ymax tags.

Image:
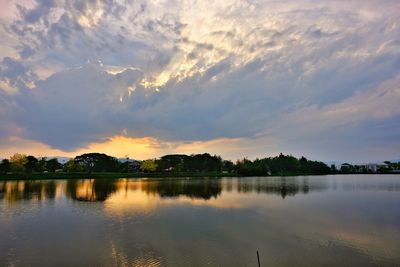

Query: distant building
<box><xmin>340</xmin><ymin>162</ymin><xmax>388</xmax><ymax>173</ymax></box>
<box><xmin>164</xmin><ymin>166</ymin><xmax>174</xmax><ymax>172</ymax></box>
<box><xmin>366</xmin><ymin>164</ymin><xmax>378</xmax><ymax>172</ymax></box>
<box><xmin>364</xmin><ymin>163</ymin><xmax>388</xmax><ymax>173</ymax></box>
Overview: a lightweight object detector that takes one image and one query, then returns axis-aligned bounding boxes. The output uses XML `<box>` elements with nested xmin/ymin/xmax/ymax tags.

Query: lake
<box><xmin>1</xmin><ymin>175</ymin><xmax>400</xmax><ymax>266</ymax></box>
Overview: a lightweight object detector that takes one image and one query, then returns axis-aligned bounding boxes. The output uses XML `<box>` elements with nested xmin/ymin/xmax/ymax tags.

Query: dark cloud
<box><xmin>16</xmin><ymin>0</ymin><xmax>55</xmax><ymax>23</ymax></box>
<box><xmin>0</xmin><ymin>0</ymin><xmax>399</xmax><ymax>161</ymax></box>
<box><xmin>0</xmin><ymin>57</ymin><xmax>37</xmax><ymax>91</ymax></box>
<box><xmin>12</xmin><ymin>62</ymin><xmax>143</xmax><ymax>150</ymax></box>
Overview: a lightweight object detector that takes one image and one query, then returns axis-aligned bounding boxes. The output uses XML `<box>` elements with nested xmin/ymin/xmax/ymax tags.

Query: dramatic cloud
<box><xmin>0</xmin><ymin>0</ymin><xmax>399</xmax><ymax>161</ymax></box>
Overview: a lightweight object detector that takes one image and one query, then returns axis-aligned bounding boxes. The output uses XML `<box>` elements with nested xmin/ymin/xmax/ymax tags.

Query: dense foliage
<box><xmin>1</xmin><ymin>152</ymin><xmax>397</xmax><ymax>177</ymax></box>
<box><xmin>155</xmin><ymin>153</ymin><xmax>224</xmax><ymax>172</ymax></box>
<box><xmin>74</xmin><ymin>153</ymin><xmax>119</xmax><ymax>173</ymax></box>
<box><xmin>235</xmin><ymin>154</ymin><xmax>330</xmax><ymax>176</ymax></box>
<box><xmin>0</xmin><ymin>155</ymin><xmax>62</xmax><ymax>174</ymax></box>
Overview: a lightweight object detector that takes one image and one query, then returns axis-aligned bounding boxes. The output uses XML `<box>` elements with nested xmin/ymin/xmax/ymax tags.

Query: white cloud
<box><xmin>0</xmin><ymin>0</ymin><xmax>399</xmax><ymax>161</ymax></box>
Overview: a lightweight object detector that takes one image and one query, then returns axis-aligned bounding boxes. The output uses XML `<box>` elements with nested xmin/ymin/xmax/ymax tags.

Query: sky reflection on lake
<box><xmin>1</xmin><ymin>175</ymin><xmax>400</xmax><ymax>267</ymax></box>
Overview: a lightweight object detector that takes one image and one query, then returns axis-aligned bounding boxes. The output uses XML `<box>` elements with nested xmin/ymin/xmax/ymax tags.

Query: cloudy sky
<box><xmin>0</xmin><ymin>0</ymin><xmax>399</xmax><ymax>162</ymax></box>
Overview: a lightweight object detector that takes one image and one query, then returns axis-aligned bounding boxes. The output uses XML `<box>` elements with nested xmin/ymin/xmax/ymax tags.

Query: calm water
<box><xmin>1</xmin><ymin>175</ymin><xmax>400</xmax><ymax>267</ymax></box>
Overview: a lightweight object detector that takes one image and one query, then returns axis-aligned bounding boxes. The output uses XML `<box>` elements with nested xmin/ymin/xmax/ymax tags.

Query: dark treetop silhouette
<box><xmin>1</xmin><ymin>152</ymin><xmax>398</xmax><ymax>179</ymax></box>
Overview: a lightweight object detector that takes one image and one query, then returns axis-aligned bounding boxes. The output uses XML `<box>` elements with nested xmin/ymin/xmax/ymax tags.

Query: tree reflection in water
<box><xmin>66</xmin><ymin>179</ymin><xmax>118</xmax><ymax>201</ymax></box>
<box><xmin>233</xmin><ymin>177</ymin><xmax>326</xmax><ymax>198</ymax></box>
<box><xmin>0</xmin><ymin>177</ymin><xmax>331</xmax><ymax>203</ymax></box>
<box><xmin>0</xmin><ymin>180</ymin><xmax>57</xmax><ymax>203</ymax></box>
<box><xmin>142</xmin><ymin>179</ymin><xmax>222</xmax><ymax>200</ymax></box>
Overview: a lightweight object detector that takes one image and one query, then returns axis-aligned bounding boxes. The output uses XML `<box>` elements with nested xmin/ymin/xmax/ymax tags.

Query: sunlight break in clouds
<box><xmin>0</xmin><ymin>0</ymin><xmax>400</xmax><ymax>161</ymax></box>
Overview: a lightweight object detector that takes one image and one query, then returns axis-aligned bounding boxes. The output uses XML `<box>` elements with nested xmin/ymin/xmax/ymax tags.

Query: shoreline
<box><xmin>0</xmin><ymin>172</ymin><xmax>398</xmax><ymax>181</ymax></box>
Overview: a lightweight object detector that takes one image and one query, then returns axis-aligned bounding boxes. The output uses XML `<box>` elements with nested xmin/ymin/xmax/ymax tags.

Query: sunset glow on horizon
<box><xmin>0</xmin><ymin>0</ymin><xmax>399</xmax><ymax>162</ymax></box>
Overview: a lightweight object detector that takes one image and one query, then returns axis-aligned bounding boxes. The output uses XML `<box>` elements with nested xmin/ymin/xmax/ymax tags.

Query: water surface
<box><xmin>1</xmin><ymin>175</ymin><xmax>400</xmax><ymax>266</ymax></box>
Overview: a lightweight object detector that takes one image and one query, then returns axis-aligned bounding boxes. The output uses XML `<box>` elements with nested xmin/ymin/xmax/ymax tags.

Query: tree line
<box><xmin>0</xmin><ymin>153</ymin><xmax>63</xmax><ymax>174</ymax></box>
<box><xmin>0</xmin><ymin>152</ymin><xmax>336</xmax><ymax>176</ymax></box>
<box><xmin>3</xmin><ymin>152</ymin><xmax>397</xmax><ymax>177</ymax></box>
<box><xmin>235</xmin><ymin>154</ymin><xmax>331</xmax><ymax>175</ymax></box>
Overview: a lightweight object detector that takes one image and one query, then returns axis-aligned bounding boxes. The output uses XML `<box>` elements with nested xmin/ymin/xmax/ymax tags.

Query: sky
<box><xmin>0</xmin><ymin>0</ymin><xmax>399</xmax><ymax>162</ymax></box>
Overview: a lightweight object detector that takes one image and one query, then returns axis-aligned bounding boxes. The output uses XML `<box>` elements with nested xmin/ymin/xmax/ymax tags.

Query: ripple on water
<box><xmin>1</xmin><ymin>176</ymin><xmax>400</xmax><ymax>267</ymax></box>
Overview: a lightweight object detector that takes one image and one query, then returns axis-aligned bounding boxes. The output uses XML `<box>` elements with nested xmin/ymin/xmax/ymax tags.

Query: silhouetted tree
<box><xmin>65</xmin><ymin>159</ymin><xmax>84</xmax><ymax>172</ymax></box>
<box><xmin>25</xmin><ymin>156</ymin><xmax>38</xmax><ymax>173</ymax></box>
<box><xmin>340</xmin><ymin>163</ymin><xmax>354</xmax><ymax>173</ymax></box>
<box><xmin>46</xmin><ymin>158</ymin><xmax>62</xmax><ymax>173</ymax></box>
<box><xmin>155</xmin><ymin>153</ymin><xmax>223</xmax><ymax>172</ymax></box>
<box><xmin>36</xmin><ymin>157</ymin><xmax>47</xmax><ymax>173</ymax></box>
<box><xmin>330</xmin><ymin>164</ymin><xmax>337</xmax><ymax>173</ymax></box>
<box><xmin>74</xmin><ymin>153</ymin><xmax>119</xmax><ymax>173</ymax></box>
<box><xmin>0</xmin><ymin>159</ymin><xmax>11</xmax><ymax>174</ymax></box>
<box><xmin>235</xmin><ymin>154</ymin><xmax>329</xmax><ymax>176</ymax></box>
<box><xmin>222</xmin><ymin>160</ymin><xmax>234</xmax><ymax>172</ymax></box>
